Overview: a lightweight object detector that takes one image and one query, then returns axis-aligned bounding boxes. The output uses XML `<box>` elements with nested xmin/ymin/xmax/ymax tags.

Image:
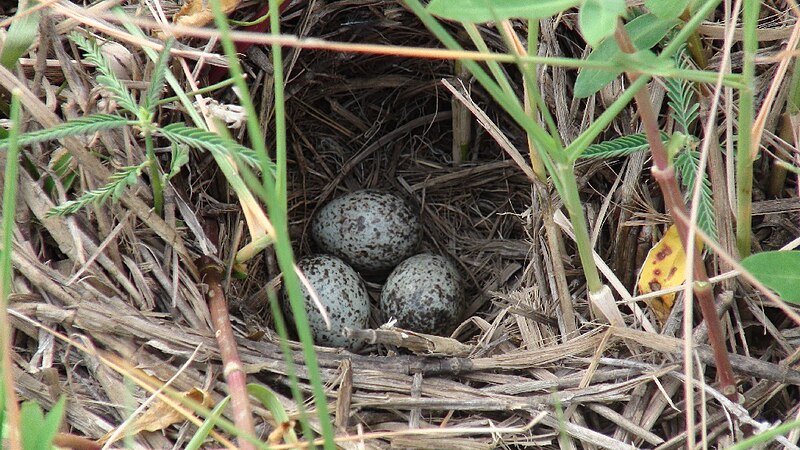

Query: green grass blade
<box><xmin>209</xmin><ymin>0</ymin><xmax>333</xmax><ymax>446</ymax></box>
<box><xmin>0</xmin><ymin>0</ymin><xmax>40</xmax><ymax>69</ymax></box>
<box><xmin>2</xmin><ymin>91</ymin><xmax>21</xmax><ymax>304</ymax></box>
<box><xmin>247</xmin><ymin>384</ymin><xmax>299</xmax><ymax>444</ymax></box>
<box><xmin>426</xmin><ymin>0</ymin><xmax>580</xmax><ymax>23</ymax></box>
<box><xmin>0</xmin><ymin>91</ymin><xmax>21</xmax><ymax>450</ymax></box>
<box><xmin>728</xmin><ymin>418</ymin><xmax>800</xmax><ymax>450</ymax></box>
<box><xmin>404</xmin><ymin>0</ymin><xmax>559</xmax><ymax>157</ymax></box>
<box><xmin>19</xmin><ymin>401</ymin><xmax>46</xmax><ymax>450</ymax></box>
<box><xmin>19</xmin><ymin>396</ymin><xmax>64</xmax><ymax>450</ymax></box>
<box><xmin>265</xmin><ymin>290</ymin><xmax>316</xmax><ymax>448</ymax></box>
<box><xmin>184</xmin><ymin>396</ymin><xmax>230</xmax><ymax>450</ymax></box>
<box><xmin>0</xmin><ymin>378</ymin><xmax>5</xmax><ymax>442</ymax></box>
<box><xmin>735</xmin><ymin>0</ymin><xmax>759</xmax><ymax>257</ymax></box>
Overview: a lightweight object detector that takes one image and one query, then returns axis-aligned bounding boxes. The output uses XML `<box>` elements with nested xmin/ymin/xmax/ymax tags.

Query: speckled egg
<box><xmin>311</xmin><ymin>190</ymin><xmax>420</xmax><ymax>274</ymax></box>
<box><xmin>285</xmin><ymin>255</ymin><xmax>370</xmax><ymax>348</ymax></box>
<box><xmin>379</xmin><ymin>253</ymin><xmax>464</xmax><ymax>335</ymax></box>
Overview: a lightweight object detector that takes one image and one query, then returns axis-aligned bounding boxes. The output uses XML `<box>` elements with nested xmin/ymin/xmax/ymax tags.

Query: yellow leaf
<box><xmin>99</xmin><ymin>388</ymin><xmax>214</xmax><ymax>445</ymax></box>
<box><xmin>636</xmin><ymin>224</ymin><xmax>701</xmax><ymax>323</ymax></box>
<box><xmin>174</xmin><ymin>0</ymin><xmax>241</xmax><ymax>28</ymax></box>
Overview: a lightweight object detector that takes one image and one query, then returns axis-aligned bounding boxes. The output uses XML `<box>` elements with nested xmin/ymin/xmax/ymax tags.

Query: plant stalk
<box><xmin>614</xmin><ymin>23</ymin><xmax>737</xmax><ymax>400</ymax></box>
<box><xmin>144</xmin><ymin>129</ymin><xmax>163</xmax><ymax>216</ymax></box>
<box><xmin>735</xmin><ymin>0</ymin><xmax>759</xmax><ymax>257</ymax></box>
<box><xmin>525</xmin><ymin>19</ymin><xmax>547</xmax><ymax>181</ymax></box>
<box><xmin>557</xmin><ymin>165</ymin><xmax>603</xmax><ymax>293</ymax></box>
<box><xmin>197</xmin><ymin>257</ymin><xmax>257</xmax><ymax>450</ymax></box>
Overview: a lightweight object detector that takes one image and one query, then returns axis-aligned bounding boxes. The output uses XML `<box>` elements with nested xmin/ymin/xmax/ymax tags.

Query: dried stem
<box><xmin>613</xmin><ymin>22</ymin><xmax>737</xmax><ymax>401</ymax></box>
<box><xmin>197</xmin><ymin>256</ymin><xmax>257</xmax><ymax>450</ymax></box>
<box><xmin>53</xmin><ymin>433</ymin><xmax>102</xmax><ymax>450</ymax></box>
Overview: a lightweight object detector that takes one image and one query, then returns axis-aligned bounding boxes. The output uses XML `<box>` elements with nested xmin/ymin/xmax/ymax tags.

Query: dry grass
<box><xmin>2</xmin><ymin>0</ymin><xmax>800</xmax><ymax>449</ymax></box>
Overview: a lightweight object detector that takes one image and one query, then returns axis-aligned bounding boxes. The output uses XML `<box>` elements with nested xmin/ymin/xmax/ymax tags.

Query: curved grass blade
<box><xmin>184</xmin><ymin>396</ymin><xmax>230</xmax><ymax>450</ymax></box>
<box><xmin>247</xmin><ymin>384</ymin><xmax>298</xmax><ymax>445</ymax></box>
<box><xmin>0</xmin><ymin>0</ymin><xmax>40</xmax><ymax>69</ymax></box>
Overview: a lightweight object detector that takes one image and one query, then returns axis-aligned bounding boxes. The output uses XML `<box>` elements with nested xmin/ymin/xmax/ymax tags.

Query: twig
<box><xmin>197</xmin><ymin>256</ymin><xmax>257</xmax><ymax>450</ymax></box>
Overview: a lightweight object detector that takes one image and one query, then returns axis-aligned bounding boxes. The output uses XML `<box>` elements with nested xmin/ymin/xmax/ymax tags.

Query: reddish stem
<box><xmin>613</xmin><ymin>22</ymin><xmax>738</xmax><ymax>401</ymax></box>
<box><xmin>53</xmin><ymin>433</ymin><xmax>102</xmax><ymax>450</ymax></box>
<box><xmin>197</xmin><ymin>256</ymin><xmax>257</xmax><ymax>450</ymax></box>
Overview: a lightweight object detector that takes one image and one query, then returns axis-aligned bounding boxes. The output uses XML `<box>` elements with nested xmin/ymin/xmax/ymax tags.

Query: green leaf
<box><xmin>70</xmin><ymin>32</ymin><xmax>138</xmax><ymax>115</ymax></box>
<box><xmin>579</xmin><ymin>0</ymin><xmax>627</xmax><ymax>47</ymax></box>
<box><xmin>674</xmin><ymin>148</ymin><xmax>717</xmax><ymax>240</ymax></box>
<box><xmin>48</xmin><ymin>163</ymin><xmax>146</xmax><ymax>216</ymax></box>
<box><xmin>184</xmin><ymin>397</ymin><xmax>230</xmax><ymax>450</ymax></box>
<box><xmin>43</xmin><ymin>151</ymin><xmax>77</xmax><ymax>194</ymax></box>
<box><xmin>615</xmin><ymin>49</ymin><xmax>675</xmax><ymax>74</ymax></box>
<box><xmin>665</xmin><ymin>45</ymin><xmax>699</xmax><ymax>132</ymax></box>
<box><xmin>580</xmin><ymin>132</ymin><xmax>668</xmax><ymax>159</ymax></box>
<box><xmin>20</xmin><ymin>397</ymin><xmax>65</xmax><ymax>450</ymax></box>
<box><xmin>159</xmin><ymin>123</ymin><xmax>267</xmax><ymax>171</ymax></box>
<box><xmin>247</xmin><ymin>384</ymin><xmax>298</xmax><ymax>444</ymax></box>
<box><xmin>0</xmin><ymin>114</ymin><xmax>133</xmax><ymax>150</ymax></box>
<box><xmin>0</xmin><ymin>0</ymin><xmax>40</xmax><ymax>68</ymax></box>
<box><xmin>741</xmin><ymin>251</ymin><xmax>800</xmax><ymax>304</ymax></box>
<box><xmin>40</xmin><ymin>397</ymin><xmax>66</xmax><ymax>450</ymax></box>
<box><xmin>167</xmin><ymin>144</ymin><xmax>190</xmax><ymax>180</ymax></box>
<box><xmin>19</xmin><ymin>402</ymin><xmax>45</xmax><ymax>450</ymax></box>
<box><xmin>143</xmin><ymin>38</ymin><xmax>173</xmax><ymax>112</ymax></box>
<box><xmin>426</xmin><ymin>0</ymin><xmax>580</xmax><ymax>23</ymax></box>
<box><xmin>646</xmin><ymin>0</ymin><xmax>689</xmax><ymax>19</ymax></box>
<box><xmin>574</xmin><ymin>13</ymin><xmax>680</xmax><ymax>98</ymax></box>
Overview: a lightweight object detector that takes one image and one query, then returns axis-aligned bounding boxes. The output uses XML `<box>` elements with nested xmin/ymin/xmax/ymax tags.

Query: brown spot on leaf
<box><xmin>655</xmin><ymin>246</ymin><xmax>673</xmax><ymax>261</ymax></box>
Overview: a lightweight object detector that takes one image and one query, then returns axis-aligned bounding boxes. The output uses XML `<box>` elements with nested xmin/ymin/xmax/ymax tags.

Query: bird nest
<box><xmin>4</xmin><ymin>1</ymin><xmax>800</xmax><ymax>449</ymax></box>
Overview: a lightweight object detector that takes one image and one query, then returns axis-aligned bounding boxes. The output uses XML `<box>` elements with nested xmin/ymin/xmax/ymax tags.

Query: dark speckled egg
<box><xmin>285</xmin><ymin>255</ymin><xmax>370</xmax><ymax>349</ymax></box>
<box><xmin>311</xmin><ymin>190</ymin><xmax>420</xmax><ymax>274</ymax></box>
<box><xmin>379</xmin><ymin>253</ymin><xmax>464</xmax><ymax>335</ymax></box>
